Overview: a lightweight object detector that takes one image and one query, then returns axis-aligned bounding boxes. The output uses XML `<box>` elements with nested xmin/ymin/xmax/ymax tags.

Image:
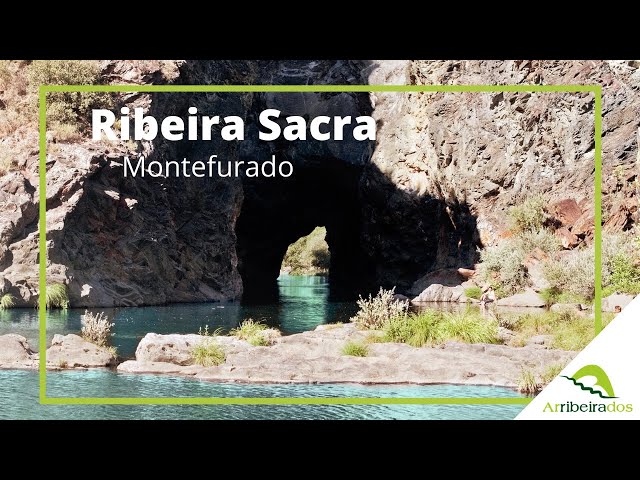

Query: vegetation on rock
<box><xmin>0</xmin><ymin>293</ymin><xmax>15</xmax><ymax>310</ymax></box>
<box><xmin>192</xmin><ymin>339</ymin><xmax>226</xmax><ymax>367</ymax></box>
<box><xmin>81</xmin><ymin>310</ymin><xmax>114</xmax><ymax>348</ymax></box>
<box><xmin>518</xmin><ymin>362</ymin><xmax>567</xmax><ymax>395</ymax></box>
<box><xmin>230</xmin><ymin>318</ymin><xmax>275</xmax><ymax>346</ymax></box>
<box><xmin>282</xmin><ymin>226</ymin><xmax>330</xmax><ymax>275</ymax></box>
<box><xmin>341</xmin><ymin>341</ymin><xmax>369</xmax><ymax>357</ymax></box>
<box><xmin>28</xmin><ymin>60</ymin><xmax>114</xmax><ymax>141</ymax></box>
<box><xmin>509</xmin><ymin>195</ymin><xmax>547</xmax><ymax>233</ymax></box>
<box><xmin>350</xmin><ymin>287</ymin><xmax>408</xmax><ymax>330</ymax></box>
<box><xmin>501</xmin><ymin>309</ymin><xmax>613</xmax><ymax>351</ymax></box>
<box><xmin>383</xmin><ymin>309</ymin><xmax>499</xmax><ymax>347</ymax></box>
<box><xmin>477</xmin><ymin>196</ymin><xmax>562</xmax><ymax>297</ymax></box>
<box><xmin>46</xmin><ymin>283</ymin><xmax>69</xmax><ymax>310</ymax></box>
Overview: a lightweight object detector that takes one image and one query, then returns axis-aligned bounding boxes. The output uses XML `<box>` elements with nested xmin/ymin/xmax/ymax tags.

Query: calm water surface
<box><xmin>0</xmin><ymin>275</ymin><xmax>356</xmax><ymax>358</ymax></box>
<box><xmin>0</xmin><ymin>275</ymin><xmax>526</xmax><ymax>419</ymax></box>
<box><xmin>0</xmin><ymin>370</ymin><xmax>525</xmax><ymax>420</ymax></box>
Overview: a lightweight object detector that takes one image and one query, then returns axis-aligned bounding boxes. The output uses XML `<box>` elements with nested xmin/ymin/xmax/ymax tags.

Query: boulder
<box><xmin>134</xmin><ymin>333</ymin><xmax>252</xmax><ymax>366</ymax></box>
<box><xmin>409</xmin><ymin>269</ymin><xmax>466</xmax><ymax>296</ymax></box>
<box><xmin>46</xmin><ymin>334</ymin><xmax>116</xmax><ymax>368</ymax></box>
<box><xmin>602</xmin><ymin>293</ymin><xmax>635</xmax><ymax>313</ymax></box>
<box><xmin>555</xmin><ymin>227</ymin><xmax>580</xmax><ymax>249</ymax></box>
<box><xmin>550</xmin><ymin>199</ymin><xmax>583</xmax><ymax>226</ymax></box>
<box><xmin>571</xmin><ymin>212</ymin><xmax>595</xmax><ymax>237</ymax></box>
<box><xmin>412</xmin><ymin>283</ymin><xmax>467</xmax><ymax>303</ymax></box>
<box><xmin>497</xmin><ymin>290</ymin><xmax>546</xmax><ymax>308</ymax></box>
<box><xmin>0</xmin><ymin>334</ymin><xmax>38</xmax><ymax>368</ymax></box>
<box><xmin>457</xmin><ymin>268</ymin><xmax>476</xmax><ymax>279</ymax></box>
<box><xmin>135</xmin><ymin>333</ymin><xmax>203</xmax><ymax>365</ymax></box>
<box><xmin>392</xmin><ymin>293</ymin><xmax>411</xmax><ymax>304</ymax></box>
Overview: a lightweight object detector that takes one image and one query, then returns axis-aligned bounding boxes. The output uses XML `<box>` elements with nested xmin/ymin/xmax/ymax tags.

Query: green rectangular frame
<box><xmin>39</xmin><ymin>84</ymin><xmax>602</xmax><ymax>406</ymax></box>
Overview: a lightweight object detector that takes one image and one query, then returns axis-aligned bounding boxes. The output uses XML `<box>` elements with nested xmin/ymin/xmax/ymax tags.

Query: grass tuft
<box><xmin>231</xmin><ymin>318</ymin><xmax>276</xmax><ymax>346</ymax></box>
<box><xmin>192</xmin><ymin>339</ymin><xmax>226</xmax><ymax>367</ymax></box>
<box><xmin>383</xmin><ymin>309</ymin><xmax>499</xmax><ymax>347</ymax></box>
<box><xmin>0</xmin><ymin>293</ymin><xmax>15</xmax><ymax>310</ymax></box>
<box><xmin>341</xmin><ymin>341</ymin><xmax>370</xmax><ymax>357</ymax></box>
<box><xmin>46</xmin><ymin>283</ymin><xmax>69</xmax><ymax>310</ymax></box>
<box><xmin>518</xmin><ymin>368</ymin><xmax>541</xmax><ymax>395</ymax></box>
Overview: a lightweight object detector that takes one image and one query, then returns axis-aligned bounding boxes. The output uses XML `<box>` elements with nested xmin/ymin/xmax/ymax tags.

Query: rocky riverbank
<box><xmin>0</xmin><ymin>323</ymin><xmax>574</xmax><ymax>388</ymax></box>
<box><xmin>0</xmin><ymin>333</ymin><xmax>116</xmax><ymax>370</ymax></box>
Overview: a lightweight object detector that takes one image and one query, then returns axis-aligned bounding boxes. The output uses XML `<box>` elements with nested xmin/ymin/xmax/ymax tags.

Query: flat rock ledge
<box><xmin>117</xmin><ymin>324</ymin><xmax>575</xmax><ymax>388</ymax></box>
<box><xmin>0</xmin><ymin>333</ymin><xmax>117</xmax><ymax>370</ymax></box>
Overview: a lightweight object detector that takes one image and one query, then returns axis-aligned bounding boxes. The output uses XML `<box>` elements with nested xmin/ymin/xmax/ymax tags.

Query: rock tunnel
<box><xmin>234</xmin><ymin>90</ymin><xmax>378</xmax><ymax>303</ymax></box>
<box><xmin>31</xmin><ymin>61</ymin><xmax>482</xmax><ymax>309</ymax></box>
<box><xmin>236</xmin><ymin>157</ymin><xmax>375</xmax><ymax>303</ymax></box>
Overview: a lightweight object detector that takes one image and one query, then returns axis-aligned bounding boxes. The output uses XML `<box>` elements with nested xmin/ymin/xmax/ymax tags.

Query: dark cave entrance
<box><xmin>235</xmin><ymin>159</ymin><xmax>375</xmax><ymax>304</ymax></box>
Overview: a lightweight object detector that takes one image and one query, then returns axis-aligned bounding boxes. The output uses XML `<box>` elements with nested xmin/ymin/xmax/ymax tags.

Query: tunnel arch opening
<box><xmin>235</xmin><ymin>158</ymin><xmax>376</xmax><ymax>304</ymax></box>
<box><xmin>281</xmin><ymin>226</ymin><xmax>330</xmax><ymax>276</ymax></box>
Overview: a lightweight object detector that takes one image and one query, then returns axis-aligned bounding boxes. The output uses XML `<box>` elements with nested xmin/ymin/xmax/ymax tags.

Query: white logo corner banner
<box><xmin>517</xmin><ymin>295</ymin><xmax>640</xmax><ymax>420</ymax></box>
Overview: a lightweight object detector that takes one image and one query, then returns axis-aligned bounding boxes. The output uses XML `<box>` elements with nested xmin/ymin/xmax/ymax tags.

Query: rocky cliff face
<box><xmin>0</xmin><ymin>60</ymin><xmax>637</xmax><ymax>306</ymax></box>
<box><xmin>362</xmin><ymin>60</ymin><xmax>638</xmax><ymax>291</ymax></box>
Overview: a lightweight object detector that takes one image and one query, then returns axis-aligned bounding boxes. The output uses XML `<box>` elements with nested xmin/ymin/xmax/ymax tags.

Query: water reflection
<box><xmin>0</xmin><ymin>275</ymin><xmax>357</xmax><ymax>358</ymax></box>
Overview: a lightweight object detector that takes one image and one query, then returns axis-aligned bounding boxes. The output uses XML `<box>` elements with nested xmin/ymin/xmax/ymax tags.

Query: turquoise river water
<box><xmin>0</xmin><ymin>275</ymin><xmax>526</xmax><ymax>419</ymax></box>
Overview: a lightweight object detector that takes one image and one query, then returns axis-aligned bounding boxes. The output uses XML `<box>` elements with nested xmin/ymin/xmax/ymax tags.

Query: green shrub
<box><xmin>517</xmin><ymin>228</ymin><xmax>562</xmax><ymax>255</ymax></box>
<box><xmin>539</xmin><ymin>287</ymin><xmax>588</xmax><ymax>306</ymax></box>
<box><xmin>27</xmin><ymin>60</ymin><xmax>113</xmax><ymax>133</ymax></box>
<box><xmin>0</xmin><ymin>293</ymin><xmax>15</xmax><ymax>310</ymax></box>
<box><xmin>539</xmin><ymin>287</ymin><xmax>558</xmax><ymax>307</ymax></box>
<box><xmin>81</xmin><ymin>310</ymin><xmax>114</xmax><ymax>347</ymax></box>
<box><xmin>509</xmin><ymin>195</ymin><xmax>546</xmax><ymax>233</ymax></box>
<box><xmin>350</xmin><ymin>287</ymin><xmax>408</xmax><ymax>330</ymax></box>
<box><xmin>477</xmin><ymin>240</ymin><xmax>528</xmax><ymax>295</ymax></box>
<box><xmin>464</xmin><ymin>286</ymin><xmax>482</xmax><ymax>300</ymax></box>
<box><xmin>192</xmin><ymin>338</ymin><xmax>226</xmax><ymax>367</ymax></box>
<box><xmin>495</xmin><ymin>312</ymin><xmax>522</xmax><ymax>330</ymax></box>
<box><xmin>384</xmin><ymin>311</ymin><xmax>439</xmax><ymax>346</ymax></box>
<box><xmin>601</xmin><ymin>233</ymin><xmax>640</xmax><ymax>295</ymax></box>
<box><xmin>438</xmin><ymin>311</ymin><xmax>500</xmax><ymax>344</ymax></box>
<box><xmin>46</xmin><ymin>283</ymin><xmax>69</xmax><ymax>309</ymax></box>
<box><xmin>282</xmin><ymin>226</ymin><xmax>330</xmax><ymax>275</ymax></box>
<box><xmin>383</xmin><ymin>309</ymin><xmax>498</xmax><ymax>347</ymax></box>
<box><xmin>341</xmin><ymin>341</ymin><xmax>370</xmax><ymax>357</ymax></box>
<box><xmin>604</xmin><ymin>252</ymin><xmax>640</xmax><ymax>296</ymax></box>
<box><xmin>543</xmin><ymin>248</ymin><xmax>594</xmax><ymax>300</ymax></box>
<box><xmin>230</xmin><ymin>318</ymin><xmax>275</xmax><ymax>346</ymax></box>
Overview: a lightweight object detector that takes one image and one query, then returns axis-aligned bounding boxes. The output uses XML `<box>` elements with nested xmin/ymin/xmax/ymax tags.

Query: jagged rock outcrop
<box><xmin>0</xmin><ymin>60</ymin><xmax>637</xmax><ymax>306</ymax></box>
<box><xmin>0</xmin><ymin>334</ymin><xmax>38</xmax><ymax>369</ymax></box>
<box><xmin>46</xmin><ymin>334</ymin><xmax>117</xmax><ymax>368</ymax></box>
<box><xmin>363</xmin><ymin>60</ymin><xmax>638</xmax><ymax>291</ymax></box>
